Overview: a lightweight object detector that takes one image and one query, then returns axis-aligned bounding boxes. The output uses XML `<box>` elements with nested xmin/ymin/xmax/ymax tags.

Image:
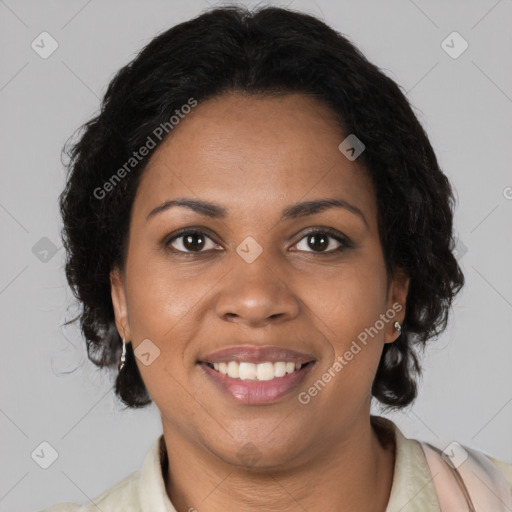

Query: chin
<box><xmin>203</xmin><ymin>431</ymin><xmax>310</xmax><ymax>471</ymax></box>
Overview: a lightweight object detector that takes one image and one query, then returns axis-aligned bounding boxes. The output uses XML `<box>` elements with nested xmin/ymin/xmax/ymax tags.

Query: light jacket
<box><xmin>40</xmin><ymin>415</ymin><xmax>512</xmax><ymax>511</ymax></box>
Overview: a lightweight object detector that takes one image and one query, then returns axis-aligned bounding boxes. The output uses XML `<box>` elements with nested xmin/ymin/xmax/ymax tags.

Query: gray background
<box><xmin>1</xmin><ymin>0</ymin><xmax>511</xmax><ymax>510</ymax></box>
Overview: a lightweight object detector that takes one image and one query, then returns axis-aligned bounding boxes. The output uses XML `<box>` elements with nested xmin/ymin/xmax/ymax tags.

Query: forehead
<box><xmin>132</xmin><ymin>92</ymin><xmax>376</xmax><ymax>224</ymax></box>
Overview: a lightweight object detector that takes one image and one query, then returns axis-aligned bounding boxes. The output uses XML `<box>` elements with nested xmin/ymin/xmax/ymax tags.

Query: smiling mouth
<box><xmin>197</xmin><ymin>344</ymin><xmax>317</xmax><ymax>404</ymax></box>
<box><xmin>202</xmin><ymin>360</ymin><xmax>314</xmax><ymax>381</ymax></box>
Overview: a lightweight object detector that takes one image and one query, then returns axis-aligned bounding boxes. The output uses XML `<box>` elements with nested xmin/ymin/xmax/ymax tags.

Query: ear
<box><xmin>384</xmin><ymin>267</ymin><xmax>410</xmax><ymax>344</ymax></box>
<box><xmin>110</xmin><ymin>266</ymin><xmax>132</xmax><ymax>342</ymax></box>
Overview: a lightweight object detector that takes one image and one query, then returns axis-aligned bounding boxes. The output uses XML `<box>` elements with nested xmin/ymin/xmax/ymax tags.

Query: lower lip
<box><xmin>200</xmin><ymin>362</ymin><xmax>315</xmax><ymax>404</ymax></box>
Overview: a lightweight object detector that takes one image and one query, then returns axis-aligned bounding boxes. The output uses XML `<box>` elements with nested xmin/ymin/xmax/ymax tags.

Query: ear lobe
<box><xmin>384</xmin><ymin>267</ymin><xmax>410</xmax><ymax>343</ymax></box>
<box><xmin>110</xmin><ymin>267</ymin><xmax>131</xmax><ymax>341</ymax></box>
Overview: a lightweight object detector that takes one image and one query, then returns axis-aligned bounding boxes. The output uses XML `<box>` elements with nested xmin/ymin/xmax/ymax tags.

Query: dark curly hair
<box><xmin>59</xmin><ymin>4</ymin><xmax>464</xmax><ymax>411</ymax></box>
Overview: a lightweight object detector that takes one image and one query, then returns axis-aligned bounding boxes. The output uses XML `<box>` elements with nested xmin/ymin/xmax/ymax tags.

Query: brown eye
<box><xmin>306</xmin><ymin>233</ymin><xmax>329</xmax><ymax>251</ymax></box>
<box><xmin>293</xmin><ymin>230</ymin><xmax>348</xmax><ymax>254</ymax></box>
<box><xmin>167</xmin><ymin>231</ymin><xmax>217</xmax><ymax>253</ymax></box>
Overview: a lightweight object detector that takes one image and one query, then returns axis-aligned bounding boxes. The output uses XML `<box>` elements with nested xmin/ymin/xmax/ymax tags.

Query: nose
<box><xmin>214</xmin><ymin>256</ymin><xmax>300</xmax><ymax>328</ymax></box>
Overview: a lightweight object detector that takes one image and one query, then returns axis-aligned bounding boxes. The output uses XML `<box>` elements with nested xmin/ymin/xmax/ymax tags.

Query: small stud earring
<box><xmin>119</xmin><ymin>338</ymin><xmax>127</xmax><ymax>371</ymax></box>
<box><xmin>394</xmin><ymin>321</ymin><xmax>402</xmax><ymax>334</ymax></box>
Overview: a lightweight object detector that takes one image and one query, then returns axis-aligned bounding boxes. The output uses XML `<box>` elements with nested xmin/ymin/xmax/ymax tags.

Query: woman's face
<box><xmin>111</xmin><ymin>92</ymin><xmax>409</xmax><ymax>468</ymax></box>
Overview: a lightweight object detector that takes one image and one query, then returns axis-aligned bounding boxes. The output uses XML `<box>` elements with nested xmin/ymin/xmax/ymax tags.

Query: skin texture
<box><xmin>110</xmin><ymin>92</ymin><xmax>410</xmax><ymax>511</ymax></box>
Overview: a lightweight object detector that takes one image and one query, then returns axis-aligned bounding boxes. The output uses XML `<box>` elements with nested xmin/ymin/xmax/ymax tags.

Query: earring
<box><xmin>119</xmin><ymin>338</ymin><xmax>127</xmax><ymax>371</ymax></box>
<box><xmin>394</xmin><ymin>321</ymin><xmax>402</xmax><ymax>334</ymax></box>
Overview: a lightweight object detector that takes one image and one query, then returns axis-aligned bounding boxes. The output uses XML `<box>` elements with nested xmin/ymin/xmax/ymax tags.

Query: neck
<box><xmin>163</xmin><ymin>414</ymin><xmax>396</xmax><ymax>512</ymax></box>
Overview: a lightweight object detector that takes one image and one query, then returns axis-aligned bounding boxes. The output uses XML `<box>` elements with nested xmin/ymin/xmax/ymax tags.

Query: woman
<box><xmin>42</xmin><ymin>5</ymin><xmax>511</xmax><ymax>511</ymax></box>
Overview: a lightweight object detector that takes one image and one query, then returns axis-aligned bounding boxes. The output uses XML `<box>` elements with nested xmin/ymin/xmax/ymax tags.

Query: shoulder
<box><xmin>39</xmin><ymin>435</ymin><xmax>167</xmax><ymax>512</ymax></box>
<box><xmin>375</xmin><ymin>415</ymin><xmax>512</xmax><ymax>488</ymax></box>
<box><xmin>485</xmin><ymin>453</ymin><xmax>512</xmax><ymax>487</ymax></box>
<box><xmin>371</xmin><ymin>415</ymin><xmax>512</xmax><ymax>511</ymax></box>
<box><xmin>39</xmin><ymin>469</ymin><xmax>141</xmax><ymax>512</ymax></box>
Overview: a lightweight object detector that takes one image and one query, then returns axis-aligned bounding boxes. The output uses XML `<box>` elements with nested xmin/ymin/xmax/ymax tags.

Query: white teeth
<box><xmin>257</xmin><ymin>362</ymin><xmax>275</xmax><ymax>381</ymax></box>
<box><xmin>227</xmin><ymin>361</ymin><xmax>239</xmax><ymax>379</ymax></box>
<box><xmin>210</xmin><ymin>361</ymin><xmax>306</xmax><ymax>381</ymax></box>
<box><xmin>239</xmin><ymin>362</ymin><xmax>257</xmax><ymax>381</ymax></box>
<box><xmin>274</xmin><ymin>362</ymin><xmax>287</xmax><ymax>377</ymax></box>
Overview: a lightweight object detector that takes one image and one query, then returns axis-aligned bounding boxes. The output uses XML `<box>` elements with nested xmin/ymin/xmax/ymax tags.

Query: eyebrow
<box><xmin>146</xmin><ymin>197</ymin><xmax>368</xmax><ymax>228</ymax></box>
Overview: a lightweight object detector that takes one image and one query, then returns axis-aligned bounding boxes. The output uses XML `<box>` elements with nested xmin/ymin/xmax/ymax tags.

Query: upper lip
<box><xmin>199</xmin><ymin>345</ymin><xmax>316</xmax><ymax>365</ymax></box>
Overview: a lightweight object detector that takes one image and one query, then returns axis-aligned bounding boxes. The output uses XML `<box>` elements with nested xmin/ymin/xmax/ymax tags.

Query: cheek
<box><xmin>123</xmin><ymin>256</ymin><xmax>200</xmax><ymax>386</ymax></box>
<box><xmin>125</xmin><ymin>250</ymin><xmax>199</xmax><ymax>329</ymax></box>
<box><xmin>316</xmin><ymin>257</ymin><xmax>388</xmax><ymax>334</ymax></box>
<box><xmin>307</xmin><ymin>255</ymin><xmax>388</xmax><ymax>386</ymax></box>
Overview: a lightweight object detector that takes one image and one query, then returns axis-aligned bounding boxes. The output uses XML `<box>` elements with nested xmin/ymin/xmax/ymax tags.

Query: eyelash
<box><xmin>164</xmin><ymin>227</ymin><xmax>352</xmax><ymax>257</ymax></box>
